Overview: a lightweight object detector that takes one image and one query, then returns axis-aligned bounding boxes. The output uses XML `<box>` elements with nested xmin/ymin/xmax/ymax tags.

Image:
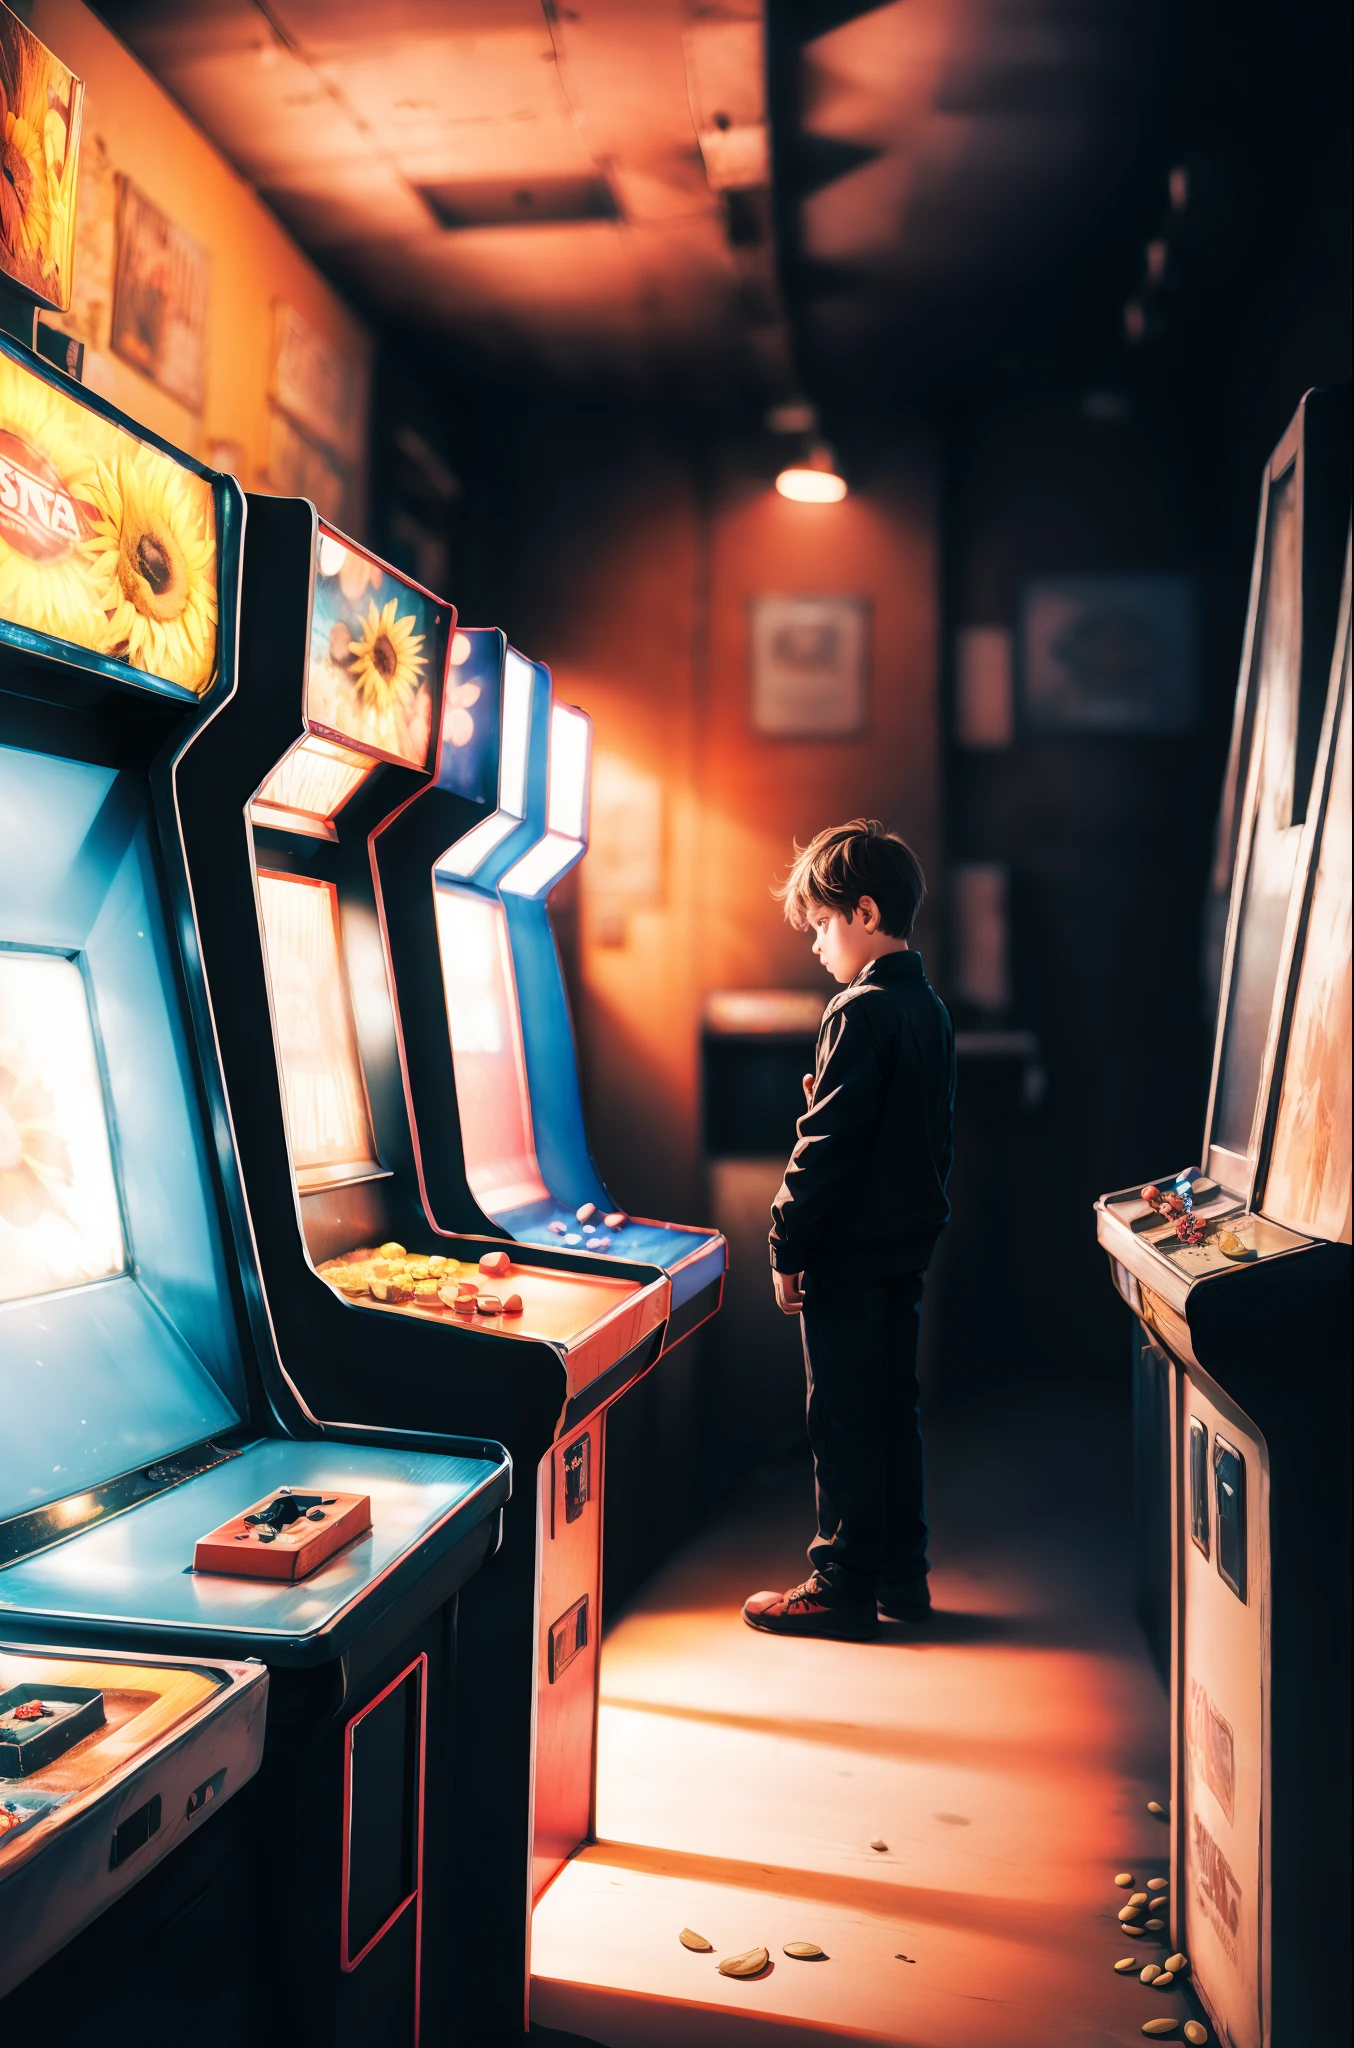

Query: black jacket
<box><xmin>769</xmin><ymin>950</ymin><xmax>955</xmax><ymax>1276</ymax></box>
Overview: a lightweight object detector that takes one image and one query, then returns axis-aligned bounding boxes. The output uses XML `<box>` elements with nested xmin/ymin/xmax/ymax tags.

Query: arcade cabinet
<box><xmin>174</xmin><ymin>498</ymin><xmax>706</xmax><ymax>2036</ymax></box>
<box><xmin>0</xmin><ymin>339</ymin><xmax>508</xmax><ymax>2045</ymax></box>
<box><xmin>1096</xmin><ymin>387</ymin><xmax>1351</xmax><ymax>2048</ymax></box>
<box><xmin>376</xmin><ymin>625</ymin><xmax>726</xmax><ymax>1335</ymax></box>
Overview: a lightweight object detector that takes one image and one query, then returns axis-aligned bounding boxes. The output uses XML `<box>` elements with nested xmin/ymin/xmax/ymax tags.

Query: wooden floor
<box><xmin>531</xmin><ymin>1387</ymin><xmax>1212</xmax><ymax>2047</ymax></box>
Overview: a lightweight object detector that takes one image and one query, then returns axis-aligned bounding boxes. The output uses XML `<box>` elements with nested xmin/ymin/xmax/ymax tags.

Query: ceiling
<box><xmin>774</xmin><ymin>0</ymin><xmax>1174</xmax><ymax>395</ymax></box>
<box><xmin>96</xmin><ymin>0</ymin><xmax>1180</xmax><ymax>406</ymax></box>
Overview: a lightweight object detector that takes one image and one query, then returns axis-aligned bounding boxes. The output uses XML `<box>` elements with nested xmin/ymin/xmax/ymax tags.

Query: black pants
<box><xmin>800</xmin><ymin>1265</ymin><xmax>929</xmax><ymax>1601</ymax></box>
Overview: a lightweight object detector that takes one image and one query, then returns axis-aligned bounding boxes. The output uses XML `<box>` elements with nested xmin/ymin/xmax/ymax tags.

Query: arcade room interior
<box><xmin>0</xmin><ymin>1</ymin><xmax>1347</xmax><ymax>2045</ymax></box>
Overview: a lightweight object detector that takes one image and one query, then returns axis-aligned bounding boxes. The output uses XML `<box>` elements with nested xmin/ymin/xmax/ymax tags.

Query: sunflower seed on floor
<box><xmin>783</xmin><ymin>1942</ymin><xmax>827</xmax><ymax>1960</ymax></box>
<box><xmin>717</xmin><ymin>1946</ymin><xmax>769</xmax><ymax>1979</ymax></box>
<box><xmin>679</xmin><ymin>1929</ymin><xmax>712</xmax><ymax>1952</ymax></box>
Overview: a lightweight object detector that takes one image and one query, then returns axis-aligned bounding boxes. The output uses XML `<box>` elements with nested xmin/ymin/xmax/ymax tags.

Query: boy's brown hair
<box><xmin>776</xmin><ymin>818</ymin><xmax>927</xmax><ymax>939</ymax></box>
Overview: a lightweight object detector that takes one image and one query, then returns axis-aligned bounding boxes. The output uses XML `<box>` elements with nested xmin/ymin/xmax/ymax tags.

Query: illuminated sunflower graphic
<box><xmin>0</xmin><ymin>44</ymin><xmax>51</xmax><ymax>275</ymax></box>
<box><xmin>85</xmin><ymin>445</ymin><xmax>218</xmax><ymax>693</ymax></box>
<box><xmin>0</xmin><ymin>363</ymin><xmax>108</xmax><ymax>644</ymax></box>
<box><xmin>349</xmin><ymin>597</ymin><xmax>426</xmax><ymax>717</ymax></box>
<box><xmin>0</xmin><ymin>1061</ymin><xmax>72</xmax><ymax>1230</ymax></box>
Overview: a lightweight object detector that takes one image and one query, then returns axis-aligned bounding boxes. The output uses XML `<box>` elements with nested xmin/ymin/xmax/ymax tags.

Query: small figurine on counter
<box><xmin>743</xmin><ymin>819</ymin><xmax>955</xmax><ymax>1641</ymax></box>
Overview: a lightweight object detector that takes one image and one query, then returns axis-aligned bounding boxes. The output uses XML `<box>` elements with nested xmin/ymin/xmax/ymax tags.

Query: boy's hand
<box><xmin>773</xmin><ymin>1269</ymin><xmax>805</xmax><ymax>1315</ymax></box>
<box><xmin>802</xmin><ymin>1072</ymin><xmax>814</xmax><ymax>1107</ymax></box>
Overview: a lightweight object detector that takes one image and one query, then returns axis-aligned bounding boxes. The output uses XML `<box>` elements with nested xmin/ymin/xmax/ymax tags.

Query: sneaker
<box><xmin>877</xmin><ymin>1583</ymin><xmax>932</xmax><ymax>1624</ymax></box>
<box><xmin>742</xmin><ymin>1574</ymin><xmax>879</xmax><ymax>1640</ymax></box>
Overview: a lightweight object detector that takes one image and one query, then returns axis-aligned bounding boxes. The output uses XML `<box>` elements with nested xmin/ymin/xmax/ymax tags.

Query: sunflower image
<box><xmin>85</xmin><ymin>443</ymin><xmax>218</xmax><ymax>693</ymax></box>
<box><xmin>349</xmin><ymin>596</ymin><xmax>426</xmax><ymax>717</ymax></box>
<box><xmin>0</xmin><ymin>361</ymin><xmax>109</xmax><ymax>645</ymax></box>
<box><xmin>0</xmin><ymin>1060</ymin><xmax>73</xmax><ymax>1231</ymax></box>
<box><xmin>0</xmin><ymin>38</ymin><xmax>51</xmax><ymax>279</ymax></box>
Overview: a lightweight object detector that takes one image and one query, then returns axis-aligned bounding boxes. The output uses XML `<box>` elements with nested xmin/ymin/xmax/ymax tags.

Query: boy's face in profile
<box><xmin>808</xmin><ymin>895</ymin><xmax>900</xmax><ymax>983</ymax></box>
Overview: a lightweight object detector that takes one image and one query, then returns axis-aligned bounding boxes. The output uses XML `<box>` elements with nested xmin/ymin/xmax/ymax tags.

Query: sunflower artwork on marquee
<box><xmin>306</xmin><ymin>528</ymin><xmax>445</xmax><ymax>768</ymax></box>
<box><xmin>0</xmin><ymin>2</ymin><xmax>83</xmax><ymax>312</ymax></box>
<box><xmin>0</xmin><ymin>348</ymin><xmax>218</xmax><ymax>692</ymax></box>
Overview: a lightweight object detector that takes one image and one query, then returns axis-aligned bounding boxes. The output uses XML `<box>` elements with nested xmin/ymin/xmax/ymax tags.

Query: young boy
<box><xmin>743</xmin><ymin>819</ymin><xmax>955</xmax><ymax>1642</ymax></box>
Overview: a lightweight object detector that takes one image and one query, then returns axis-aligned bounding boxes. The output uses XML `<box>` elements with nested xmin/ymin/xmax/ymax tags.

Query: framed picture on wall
<box><xmin>270</xmin><ymin>301</ymin><xmax>358</xmax><ymax>464</ymax></box>
<box><xmin>110</xmin><ymin>178</ymin><xmax>209</xmax><ymax>412</ymax></box>
<box><xmin>1019</xmin><ymin>574</ymin><xmax>1198</xmax><ymax>734</ymax></box>
<box><xmin>262</xmin><ymin>406</ymin><xmax>346</xmax><ymax>522</ymax></box>
<box><xmin>749</xmin><ymin>593</ymin><xmax>870</xmax><ymax>737</ymax></box>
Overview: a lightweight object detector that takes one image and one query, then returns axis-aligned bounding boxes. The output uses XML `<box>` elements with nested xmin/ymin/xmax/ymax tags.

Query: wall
<box><xmin>28</xmin><ymin>0</ymin><xmax>370</xmax><ymax>528</ymax></box>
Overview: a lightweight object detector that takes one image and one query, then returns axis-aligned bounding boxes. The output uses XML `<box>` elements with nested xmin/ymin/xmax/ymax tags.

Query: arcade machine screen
<box><xmin>1210</xmin><ymin>462</ymin><xmax>1304</xmax><ymax>1174</ymax></box>
<box><xmin>433</xmin><ymin>882</ymin><xmax>548</xmax><ymax>1217</ymax></box>
<box><xmin>257</xmin><ymin>871</ymin><xmax>381</xmax><ymax>1190</ymax></box>
<box><xmin>1263</xmin><ymin>632</ymin><xmax>1351</xmax><ymax>1239</ymax></box>
<box><xmin>434</xmin><ymin>690</ymin><xmax>586</xmax><ymax>1220</ymax></box>
<box><xmin>0</xmin><ymin>954</ymin><xmax>124</xmax><ymax>1304</ymax></box>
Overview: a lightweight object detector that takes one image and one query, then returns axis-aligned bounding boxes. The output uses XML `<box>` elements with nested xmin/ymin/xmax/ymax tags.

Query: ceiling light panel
<box><xmin>420</xmin><ymin>178</ymin><xmax>619</xmax><ymax>230</ymax></box>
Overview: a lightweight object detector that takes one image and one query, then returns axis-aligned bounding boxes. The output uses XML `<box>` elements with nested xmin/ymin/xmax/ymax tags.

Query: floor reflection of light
<box><xmin>533</xmin><ymin>1442</ymin><xmax>1174</xmax><ymax>2045</ymax></box>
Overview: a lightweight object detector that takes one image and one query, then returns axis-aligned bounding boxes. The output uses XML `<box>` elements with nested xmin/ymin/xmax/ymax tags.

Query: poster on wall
<box><xmin>264</xmin><ymin>405</ymin><xmax>345</xmax><ymax>522</ymax></box>
<box><xmin>270</xmin><ymin>302</ymin><xmax>357</xmax><ymax>463</ymax></box>
<box><xmin>0</xmin><ymin>2</ymin><xmax>83</xmax><ymax>312</ymax></box>
<box><xmin>1019</xmin><ymin>573</ymin><xmax>1198</xmax><ymax>734</ymax></box>
<box><xmin>64</xmin><ymin>130</ymin><xmax>115</xmax><ymax>354</ymax></box>
<box><xmin>750</xmin><ymin>593</ymin><xmax>869</xmax><ymax>737</ymax></box>
<box><xmin>110</xmin><ymin>179</ymin><xmax>210</xmax><ymax>412</ymax></box>
<box><xmin>0</xmin><ymin>345</ymin><xmax>219</xmax><ymax>694</ymax></box>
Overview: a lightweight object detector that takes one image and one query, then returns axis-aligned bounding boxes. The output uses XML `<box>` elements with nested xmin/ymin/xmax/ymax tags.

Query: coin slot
<box><xmin>548</xmin><ymin>1595</ymin><xmax>589</xmax><ymax>1682</ymax></box>
<box><xmin>1188</xmin><ymin>1416</ymin><xmax>1210</xmax><ymax>1558</ymax></box>
<box><xmin>563</xmin><ymin>1434</ymin><xmax>590</xmax><ymax>1525</ymax></box>
<box><xmin>187</xmin><ymin>1768</ymin><xmax>226</xmax><ymax>1818</ymax></box>
<box><xmin>110</xmin><ymin>1793</ymin><xmax>161</xmax><ymax>1868</ymax></box>
<box><xmin>1213</xmin><ymin>1435</ymin><xmax>1247</xmax><ymax>1601</ymax></box>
